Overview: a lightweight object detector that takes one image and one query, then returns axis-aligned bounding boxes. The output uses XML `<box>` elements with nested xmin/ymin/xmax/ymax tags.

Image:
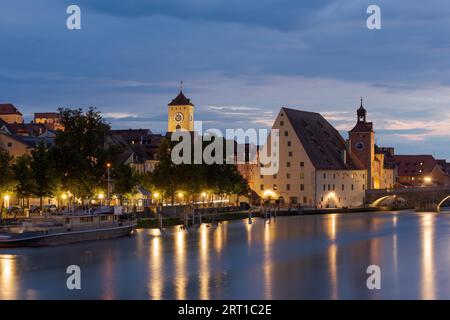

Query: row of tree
<box><xmin>0</xmin><ymin>107</ymin><xmax>136</xmax><ymax>212</ymax></box>
<box><xmin>0</xmin><ymin>107</ymin><xmax>250</xmax><ymax>212</ymax></box>
<box><xmin>141</xmin><ymin>139</ymin><xmax>250</xmax><ymax>206</ymax></box>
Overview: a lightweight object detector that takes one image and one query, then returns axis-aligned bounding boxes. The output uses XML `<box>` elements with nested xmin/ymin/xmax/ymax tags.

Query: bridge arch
<box><xmin>371</xmin><ymin>195</ymin><xmax>407</xmax><ymax>207</ymax></box>
<box><xmin>437</xmin><ymin>195</ymin><xmax>450</xmax><ymax>212</ymax></box>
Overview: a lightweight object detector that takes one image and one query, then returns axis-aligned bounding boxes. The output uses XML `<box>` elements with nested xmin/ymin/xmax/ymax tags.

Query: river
<box><xmin>0</xmin><ymin>211</ymin><xmax>449</xmax><ymax>299</ymax></box>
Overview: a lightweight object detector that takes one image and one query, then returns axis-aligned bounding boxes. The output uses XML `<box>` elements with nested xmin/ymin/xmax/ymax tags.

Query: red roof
<box><xmin>393</xmin><ymin>155</ymin><xmax>438</xmax><ymax>176</ymax></box>
<box><xmin>34</xmin><ymin>112</ymin><xmax>60</xmax><ymax>119</ymax></box>
<box><xmin>0</xmin><ymin>104</ymin><xmax>22</xmax><ymax>115</ymax></box>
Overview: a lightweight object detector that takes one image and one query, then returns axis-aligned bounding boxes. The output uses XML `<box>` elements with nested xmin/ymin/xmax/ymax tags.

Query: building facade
<box><xmin>34</xmin><ymin>112</ymin><xmax>64</xmax><ymax>131</ymax></box>
<box><xmin>394</xmin><ymin>154</ymin><xmax>450</xmax><ymax>186</ymax></box>
<box><xmin>251</xmin><ymin>102</ymin><xmax>395</xmax><ymax>208</ymax></box>
<box><xmin>167</xmin><ymin>89</ymin><xmax>194</xmax><ymax>132</ymax></box>
<box><xmin>0</xmin><ymin>104</ymin><xmax>23</xmax><ymax>124</ymax></box>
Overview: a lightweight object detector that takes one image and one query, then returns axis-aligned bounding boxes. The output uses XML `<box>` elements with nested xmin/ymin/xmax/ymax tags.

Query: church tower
<box><xmin>348</xmin><ymin>98</ymin><xmax>375</xmax><ymax>189</ymax></box>
<box><xmin>167</xmin><ymin>83</ymin><xmax>194</xmax><ymax>132</ymax></box>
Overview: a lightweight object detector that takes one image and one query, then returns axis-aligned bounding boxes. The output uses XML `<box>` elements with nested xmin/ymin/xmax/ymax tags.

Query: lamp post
<box><xmin>106</xmin><ymin>163</ymin><xmax>111</xmax><ymax>206</ymax></box>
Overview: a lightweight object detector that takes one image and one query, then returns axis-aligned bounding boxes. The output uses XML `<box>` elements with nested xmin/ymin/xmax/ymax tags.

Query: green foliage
<box><xmin>148</xmin><ymin>136</ymin><xmax>250</xmax><ymax>204</ymax></box>
<box><xmin>0</xmin><ymin>149</ymin><xmax>15</xmax><ymax>211</ymax></box>
<box><xmin>30</xmin><ymin>142</ymin><xmax>59</xmax><ymax>207</ymax></box>
<box><xmin>113</xmin><ymin>164</ymin><xmax>138</xmax><ymax>199</ymax></box>
<box><xmin>52</xmin><ymin>107</ymin><xmax>115</xmax><ymax>199</ymax></box>
<box><xmin>12</xmin><ymin>154</ymin><xmax>35</xmax><ymax>200</ymax></box>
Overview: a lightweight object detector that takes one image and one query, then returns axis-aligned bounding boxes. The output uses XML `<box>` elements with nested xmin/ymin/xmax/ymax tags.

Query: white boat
<box><xmin>0</xmin><ymin>211</ymin><xmax>136</xmax><ymax>248</ymax></box>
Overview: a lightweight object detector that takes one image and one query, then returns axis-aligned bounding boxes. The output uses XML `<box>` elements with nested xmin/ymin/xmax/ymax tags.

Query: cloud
<box><xmin>1</xmin><ymin>0</ymin><xmax>450</xmax><ymax>159</ymax></box>
<box><xmin>75</xmin><ymin>0</ymin><xmax>331</xmax><ymax>31</ymax></box>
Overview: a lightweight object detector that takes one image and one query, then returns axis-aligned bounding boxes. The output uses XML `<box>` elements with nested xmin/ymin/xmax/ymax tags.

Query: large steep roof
<box><xmin>282</xmin><ymin>107</ymin><xmax>364</xmax><ymax>170</ymax></box>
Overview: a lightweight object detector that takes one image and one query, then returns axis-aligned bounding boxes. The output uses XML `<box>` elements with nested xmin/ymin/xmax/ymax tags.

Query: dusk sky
<box><xmin>1</xmin><ymin>1</ymin><xmax>450</xmax><ymax>158</ymax></box>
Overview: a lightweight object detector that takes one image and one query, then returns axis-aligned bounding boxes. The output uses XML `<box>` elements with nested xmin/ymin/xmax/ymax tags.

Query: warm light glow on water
<box><xmin>263</xmin><ymin>221</ymin><xmax>273</xmax><ymax>299</ymax></box>
<box><xmin>326</xmin><ymin>214</ymin><xmax>338</xmax><ymax>241</ymax></box>
<box><xmin>3</xmin><ymin>212</ymin><xmax>450</xmax><ymax>299</ymax></box>
<box><xmin>199</xmin><ymin>224</ymin><xmax>210</xmax><ymax>300</ymax></box>
<box><xmin>213</xmin><ymin>225</ymin><xmax>223</xmax><ymax>254</ymax></box>
<box><xmin>328</xmin><ymin>244</ymin><xmax>338</xmax><ymax>299</ymax></box>
<box><xmin>421</xmin><ymin>214</ymin><xmax>436</xmax><ymax>300</ymax></box>
<box><xmin>149</xmin><ymin>237</ymin><xmax>163</xmax><ymax>300</ymax></box>
<box><xmin>174</xmin><ymin>230</ymin><xmax>187</xmax><ymax>300</ymax></box>
<box><xmin>0</xmin><ymin>255</ymin><xmax>17</xmax><ymax>300</ymax></box>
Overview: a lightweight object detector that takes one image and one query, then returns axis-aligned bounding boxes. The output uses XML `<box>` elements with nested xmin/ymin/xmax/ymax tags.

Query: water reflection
<box><xmin>174</xmin><ymin>230</ymin><xmax>187</xmax><ymax>299</ymax></box>
<box><xmin>263</xmin><ymin>222</ymin><xmax>273</xmax><ymax>299</ymax></box>
<box><xmin>149</xmin><ymin>236</ymin><xmax>163</xmax><ymax>299</ymax></box>
<box><xmin>324</xmin><ymin>215</ymin><xmax>338</xmax><ymax>299</ymax></box>
<box><xmin>101</xmin><ymin>250</ymin><xmax>115</xmax><ymax>300</ymax></box>
<box><xmin>2</xmin><ymin>212</ymin><xmax>450</xmax><ymax>299</ymax></box>
<box><xmin>0</xmin><ymin>255</ymin><xmax>17</xmax><ymax>299</ymax></box>
<box><xmin>421</xmin><ymin>214</ymin><xmax>435</xmax><ymax>300</ymax></box>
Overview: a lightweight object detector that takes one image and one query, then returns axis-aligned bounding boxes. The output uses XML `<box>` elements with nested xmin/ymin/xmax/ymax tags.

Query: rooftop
<box><xmin>168</xmin><ymin>90</ymin><xmax>194</xmax><ymax>106</ymax></box>
<box><xmin>0</xmin><ymin>103</ymin><xmax>22</xmax><ymax>116</ymax></box>
<box><xmin>282</xmin><ymin>107</ymin><xmax>364</xmax><ymax>170</ymax></box>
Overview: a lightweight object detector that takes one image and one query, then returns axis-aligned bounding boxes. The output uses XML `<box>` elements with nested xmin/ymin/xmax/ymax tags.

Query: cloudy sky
<box><xmin>1</xmin><ymin>1</ymin><xmax>450</xmax><ymax>158</ymax></box>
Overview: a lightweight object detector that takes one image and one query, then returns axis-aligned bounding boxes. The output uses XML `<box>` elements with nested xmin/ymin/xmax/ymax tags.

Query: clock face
<box><xmin>174</xmin><ymin>112</ymin><xmax>184</xmax><ymax>123</ymax></box>
<box><xmin>355</xmin><ymin>141</ymin><xmax>365</xmax><ymax>151</ymax></box>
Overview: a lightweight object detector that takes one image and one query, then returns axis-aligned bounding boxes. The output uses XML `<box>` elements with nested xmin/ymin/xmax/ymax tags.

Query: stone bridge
<box><xmin>365</xmin><ymin>186</ymin><xmax>450</xmax><ymax>212</ymax></box>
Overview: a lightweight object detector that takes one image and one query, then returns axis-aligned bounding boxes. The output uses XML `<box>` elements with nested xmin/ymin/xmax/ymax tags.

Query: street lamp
<box><xmin>98</xmin><ymin>193</ymin><xmax>105</xmax><ymax>206</ymax></box>
<box><xmin>424</xmin><ymin>176</ymin><xmax>432</xmax><ymax>184</ymax></box>
<box><xmin>106</xmin><ymin>163</ymin><xmax>112</xmax><ymax>206</ymax></box>
<box><xmin>3</xmin><ymin>194</ymin><xmax>10</xmax><ymax>208</ymax></box>
<box><xmin>178</xmin><ymin>192</ymin><xmax>184</xmax><ymax>205</ymax></box>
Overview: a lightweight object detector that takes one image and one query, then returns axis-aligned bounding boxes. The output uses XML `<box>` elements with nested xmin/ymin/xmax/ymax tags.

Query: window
<box><xmin>260</xmin><ymin>184</ymin><xmax>264</xmax><ymax>191</ymax></box>
<box><xmin>287</xmin><ymin>141</ymin><xmax>292</xmax><ymax>147</ymax></box>
<box><xmin>299</xmin><ymin>172</ymin><xmax>304</xmax><ymax>179</ymax></box>
<box><xmin>323</xmin><ymin>184</ymin><xmax>326</xmax><ymax>191</ymax></box>
<box><xmin>286</xmin><ymin>173</ymin><xmax>291</xmax><ymax>179</ymax></box>
<box><xmin>284</xmin><ymin>131</ymin><xmax>289</xmax><ymax>136</ymax></box>
<box><xmin>300</xmin><ymin>161</ymin><xmax>304</xmax><ymax>167</ymax></box>
<box><xmin>7</xmin><ymin>142</ymin><xmax>12</xmax><ymax>147</ymax></box>
<box><xmin>273</xmin><ymin>174</ymin><xmax>277</xmax><ymax>179</ymax></box>
<box><xmin>288</xmin><ymin>151</ymin><xmax>293</xmax><ymax>157</ymax></box>
<box><xmin>260</xmin><ymin>175</ymin><xmax>264</xmax><ymax>179</ymax></box>
<box><xmin>280</xmin><ymin>121</ymin><xmax>284</xmax><ymax>126</ymax></box>
<box><xmin>351</xmin><ymin>184</ymin><xmax>354</xmax><ymax>191</ymax></box>
<box><xmin>287</xmin><ymin>162</ymin><xmax>291</xmax><ymax>167</ymax></box>
<box><xmin>328</xmin><ymin>184</ymin><xmax>330</xmax><ymax>191</ymax></box>
<box><xmin>323</xmin><ymin>173</ymin><xmax>326</xmax><ymax>179</ymax></box>
<box><xmin>300</xmin><ymin>184</ymin><xmax>304</xmax><ymax>191</ymax></box>
<box><xmin>303</xmin><ymin>196</ymin><xmax>307</xmax><ymax>204</ymax></box>
<box><xmin>363</xmin><ymin>184</ymin><xmax>365</xmax><ymax>190</ymax></box>
<box><xmin>332</xmin><ymin>184</ymin><xmax>335</xmax><ymax>191</ymax></box>
<box><xmin>287</xmin><ymin>184</ymin><xmax>291</xmax><ymax>191</ymax></box>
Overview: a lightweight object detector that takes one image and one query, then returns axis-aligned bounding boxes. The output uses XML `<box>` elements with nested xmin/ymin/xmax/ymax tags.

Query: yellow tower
<box><xmin>167</xmin><ymin>84</ymin><xmax>194</xmax><ymax>132</ymax></box>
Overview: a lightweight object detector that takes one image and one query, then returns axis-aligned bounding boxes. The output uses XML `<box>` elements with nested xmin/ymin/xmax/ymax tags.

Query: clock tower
<box><xmin>348</xmin><ymin>98</ymin><xmax>375</xmax><ymax>189</ymax></box>
<box><xmin>167</xmin><ymin>83</ymin><xmax>194</xmax><ymax>132</ymax></box>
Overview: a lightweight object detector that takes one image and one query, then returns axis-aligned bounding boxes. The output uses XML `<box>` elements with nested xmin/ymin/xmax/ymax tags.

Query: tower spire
<box><xmin>180</xmin><ymin>80</ymin><xmax>184</xmax><ymax>92</ymax></box>
<box><xmin>360</xmin><ymin>96</ymin><xmax>363</xmax><ymax>107</ymax></box>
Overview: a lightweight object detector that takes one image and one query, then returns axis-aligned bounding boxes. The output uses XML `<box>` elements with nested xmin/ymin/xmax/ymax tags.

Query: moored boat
<box><xmin>0</xmin><ymin>210</ymin><xmax>136</xmax><ymax>248</ymax></box>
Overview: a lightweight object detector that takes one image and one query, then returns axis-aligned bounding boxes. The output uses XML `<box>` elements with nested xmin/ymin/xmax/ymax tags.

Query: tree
<box><xmin>52</xmin><ymin>107</ymin><xmax>116</xmax><ymax>201</ymax></box>
<box><xmin>113</xmin><ymin>164</ymin><xmax>138</xmax><ymax>204</ymax></box>
<box><xmin>151</xmin><ymin>138</ymin><xmax>178</xmax><ymax>204</ymax></box>
<box><xmin>12</xmin><ymin>155</ymin><xmax>35</xmax><ymax>208</ymax></box>
<box><xmin>149</xmin><ymin>135</ymin><xmax>250</xmax><ymax>208</ymax></box>
<box><xmin>30</xmin><ymin>142</ymin><xmax>59</xmax><ymax>210</ymax></box>
<box><xmin>0</xmin><ymin>149</ymin><xmax>14</xmax><ymax>214</ymax></box>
